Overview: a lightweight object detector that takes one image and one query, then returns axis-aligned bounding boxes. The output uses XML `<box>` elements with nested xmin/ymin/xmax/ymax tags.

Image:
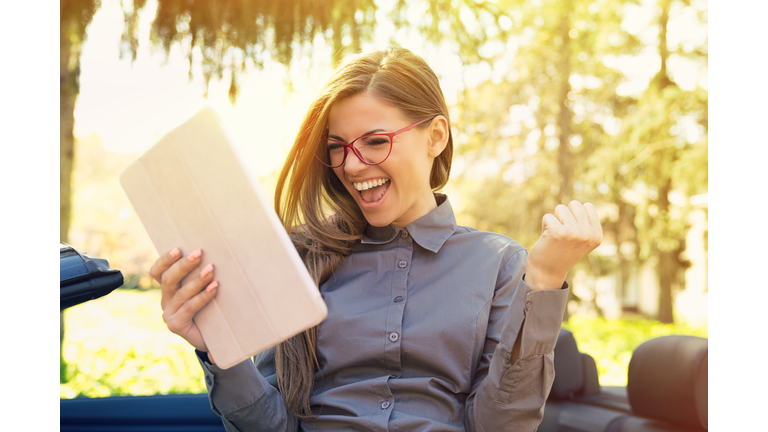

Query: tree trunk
<box><xmin>61</xmin><ymin>2</ymin><xmax>92</xmax><ymax>383</ymax></box>
<box><xmin>657</xmin><ymin>250</ymin><xmax>676</xmax><ymax>323</ymax></box>
<box><xmin>61</xmin><ymin>18</ymin><xmax>79</xmax><ymax>385</ymax></box>
<box><xmin>556</xmin><ymin>5</ymin><xmax>573</xmax><ymax>206</ymax></box>
<box><xmin>656</xmin><ymin>180</ymin><xmax>675</xmax><ymax>323</ymax></box>
<box><xmin>61</xmin><ymin>15</ymin><xmax>81</xmax><ymax>245</ymax></box>
<box><xmin>653</xmin><ymin>0</ymin><xmax>677</xmax><ymax>324</ymax></box>
<box><xmin>60</xmin><ymin>82</ymin><xmax>76</xmax><ymax>244</ymax></box>
<box><xmin>654</xmin><ymin>0</ymin><xmax>673</xmax><ymax>92</ymax></box>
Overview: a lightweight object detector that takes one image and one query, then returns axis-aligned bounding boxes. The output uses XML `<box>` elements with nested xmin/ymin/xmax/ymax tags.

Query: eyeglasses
<box><xmin>315</xmin><ymin>118</ymin><xmax>432</xmax><ymax>168</ymax></box>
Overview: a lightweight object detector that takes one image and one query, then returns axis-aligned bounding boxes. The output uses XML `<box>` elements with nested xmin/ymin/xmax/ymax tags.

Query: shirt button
<box><xmin>394</xmin><ymin>296</ymin><xmax>404</xmax><ymax>303</ymax></box>
<box><xmin>400</xmin><ymin>231</ymin><xmax>409</xmax><ymax>239</ymax></box>
<box><xmin>389</xmin><ymin>332</ymin><xmax>399</xmax><ymax>342</ymax></box>
<box><xmin>205</xmin><ymin>376</ymin><xmax>212</xmax><ymax>386</ymax></box>
<box><xmin>381</xmin><ymin>400</ymin><xmax>391</xmax><ymax>409</ymax></box>
<box><xmin>525</xmin><ymin>301</ymin><xmax>532</xmax><ymax>312</ymax></box>
<box><xmin>398</xmin><ymin>260</ymin><xmax>408</xmax><ymax>268</ymax></box>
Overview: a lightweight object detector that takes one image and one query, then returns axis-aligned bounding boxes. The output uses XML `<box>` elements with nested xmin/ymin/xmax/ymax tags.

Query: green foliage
<box><xmin>122</xmin><ymin>0</ymin><xmax>379</xmax><ymax>102</ymax></box>
<box><xmin>61</xmin><ymin>290</ymin><xmax>206</xmax><ymax>398</ymax></box>
<box><xmin>452</xmin><ymin>0</ymin><xmax>643</xmax><ymax>248</ymax></box>
<box><xmin>451</xmin><ymin>0</ymin><xmax>708</xmax><ymax>321</ymax></box>
<box><xmin>61</xmin><ymin>0</ymin><xmax>102</xmax><ymax>45</ymax></box>
<box><xmin>390</xmin><ymin>0</ymin><xmax>512</xmax><ymax>63</ymax></box>
<box><xmin>60</xmin><ymin>289</ymin><xmax>706</xmax><ymax>397</ymax></box>
<box><xmin>116</xmin><ymin>0</ymin><xmax>511</xmax><ymax>103</ymax></box>
<box><xmin>563</xmin><ymin>314</ymin><xmax>707</xmax><ymax>386</ymax></box>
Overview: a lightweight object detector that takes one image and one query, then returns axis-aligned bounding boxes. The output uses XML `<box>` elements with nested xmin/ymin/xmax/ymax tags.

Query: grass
<box><xmin>60</xmin><ymin>289</ymin><xmax>707</xmax><ymax>398</ymax></box>
<box><xmin>563</xmin><ymin>314</ymin><xmax>708</xmax><ymax>386</ymax></box>
<box><xmin>60</xmin><ymin>289</ymin><xmax>206</xmax><ymax>398</ymax></box>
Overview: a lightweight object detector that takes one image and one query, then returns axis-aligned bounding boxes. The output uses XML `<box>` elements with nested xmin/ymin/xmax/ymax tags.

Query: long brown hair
<box><xmin>273</xmin><ymin>46</ymin><xmax>453</xmax><ymax>417</ymax></box>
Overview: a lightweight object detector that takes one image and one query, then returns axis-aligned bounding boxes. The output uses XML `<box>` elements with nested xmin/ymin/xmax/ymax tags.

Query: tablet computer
<box><xmin>120</xmin><ymin>107</ymin><xmax>327</xmax><ymax>369</ymax></box>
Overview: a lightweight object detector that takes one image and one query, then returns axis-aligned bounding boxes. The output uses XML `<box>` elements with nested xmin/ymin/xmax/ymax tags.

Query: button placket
<box><xmin>383</xmin><ymin>237</ymin><xmax>411</xmax><ymax>375</ymax></box>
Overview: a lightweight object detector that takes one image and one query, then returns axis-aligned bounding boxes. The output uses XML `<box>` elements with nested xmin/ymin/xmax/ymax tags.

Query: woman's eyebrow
<box><xmin>327</xmin><ymin>129</ymin><xmax>387</xmax><ymax>142</ymax></box>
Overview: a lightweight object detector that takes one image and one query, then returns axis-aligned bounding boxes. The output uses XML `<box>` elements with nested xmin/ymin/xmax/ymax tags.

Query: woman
<box><xmin>151</xmin><ymin>47</ymin><xmax>602</xmax><ymax>432</ymax></box>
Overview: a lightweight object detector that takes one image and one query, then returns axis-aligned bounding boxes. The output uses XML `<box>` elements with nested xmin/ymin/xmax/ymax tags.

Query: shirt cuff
<box><xmin>196</xmin><ymin>349</ymin><xmax>272</xmax><ymax>416</ymax></box>
<box><xmin>518</xmin><ymin>284</ymin><xmax>570</xmax><ymax>358</ymax></box>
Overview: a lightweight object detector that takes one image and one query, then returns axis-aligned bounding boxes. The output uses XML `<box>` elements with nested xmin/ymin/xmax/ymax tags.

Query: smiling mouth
<box><xmin>353</xmin><ymin>178</ymin><xmax>390</xmax><ymax>203</ymax></box>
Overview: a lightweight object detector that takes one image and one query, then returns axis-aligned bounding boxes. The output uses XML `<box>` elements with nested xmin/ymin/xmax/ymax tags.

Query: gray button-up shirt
<box><xmin>198</xmin><ymin>194</ymin><xmax>569</xmax><ymax>431</ymax></box>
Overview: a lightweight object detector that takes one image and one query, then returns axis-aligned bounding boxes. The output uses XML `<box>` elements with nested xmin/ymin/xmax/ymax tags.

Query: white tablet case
<box><xmin>120</xmin><ymin>107</ymin><xmax>327</xmax><ymax>369</ymax></box>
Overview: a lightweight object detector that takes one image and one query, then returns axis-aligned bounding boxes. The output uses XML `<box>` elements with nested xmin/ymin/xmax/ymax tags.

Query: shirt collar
<box><xmin>360</xmin><ymin>194</ymin><xmax>457</xmax><ymax>253</ymax></box>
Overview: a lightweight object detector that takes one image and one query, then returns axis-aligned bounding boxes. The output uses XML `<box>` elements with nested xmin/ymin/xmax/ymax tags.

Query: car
<box><xmin>60</xmin><ymin>243</ymin><xmax>124</xmax><ymax>310</ymax></box>
<box><xmin>540</xmin><ymin>329</ymin><xmax>707</xmax><ymax>432</ymax></box>
<box><xmin>60</xmin><ymin>244</ymin><xmax>707</xmax><ymax>432</ymax></box>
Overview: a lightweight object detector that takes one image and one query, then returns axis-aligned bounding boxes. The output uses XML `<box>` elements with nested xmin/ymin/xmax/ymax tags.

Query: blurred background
<box><xmin>60</xmin><ymin>0</ymin><xmax>707</xmax><ymax>397</ymax></box>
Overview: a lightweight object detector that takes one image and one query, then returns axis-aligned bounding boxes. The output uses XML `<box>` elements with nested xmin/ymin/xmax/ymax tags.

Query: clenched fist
<box><xmin>525</xmin><ymin>200</ymin><xmax>603</xmax><ymax>291</ymax></box>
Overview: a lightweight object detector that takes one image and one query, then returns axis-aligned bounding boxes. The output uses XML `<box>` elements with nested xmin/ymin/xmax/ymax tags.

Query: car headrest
<box><xmin>627</xmin><ymin>335</ymin><xmax>708</xmax><ymax>430</ymax></box>
<box><xmin>550</xmin><ymin>328</ymin><xmax>584</xmax><ymax>398</ymax></box>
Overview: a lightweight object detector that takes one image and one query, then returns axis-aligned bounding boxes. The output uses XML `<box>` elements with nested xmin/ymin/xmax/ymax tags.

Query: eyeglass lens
<box><xmin>326</xmin><ymin>134</ymin><xmax>392</xmax><ymax>167</ymax></box>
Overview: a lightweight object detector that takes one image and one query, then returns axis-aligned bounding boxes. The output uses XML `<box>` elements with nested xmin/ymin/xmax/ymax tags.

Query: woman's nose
<box><xmin>343</xmin><ymin>149</ymin><xmax>368</xmax><ymax>174</ymax></box>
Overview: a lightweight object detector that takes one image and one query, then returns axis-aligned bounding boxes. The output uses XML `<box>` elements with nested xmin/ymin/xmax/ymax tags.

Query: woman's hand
<box><xmin>525</xmin><ymin>201</ymin><xmax>603</xmax><ymax>291</ymax></box>
<box><xmin>150</xmin><ymin>247</ymin><xmax>219</xmax><ymax>357</ymax></box>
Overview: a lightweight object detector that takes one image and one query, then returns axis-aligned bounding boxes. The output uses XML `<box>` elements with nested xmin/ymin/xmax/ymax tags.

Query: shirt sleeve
<box><xmin>463</xmin><ymin>248</ymin><xmax>569</xmax><ymax>432</ymax></box>
<box><xmin>197</xmin><ymin>347</ymin><xmax>299</xmax><ymax>432</ymax></box>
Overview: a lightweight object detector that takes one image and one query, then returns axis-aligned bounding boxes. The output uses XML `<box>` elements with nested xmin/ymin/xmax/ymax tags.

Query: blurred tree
<box><xmin>598</xmin><ymin>0</ymin><xmax>707</xmax><ymax>323</ymax></box>
<box><xmin>452</xmin><ymin>0</ymin><xmax>707</xmax><ymax>323</ymax></box>
<box><xmin>452</xmin><ymin>0</ymin><xmax>642</xmax><ymax>317</ymax></box>
<box><xmin>61</xmin><ymin>0</ymin><xmax>101</xmax><ymax>246</ymax></box>
<box><xmin>61</xmin><ymin>0</ymin><xmax>102</xmax><ymax>383</ymax></box>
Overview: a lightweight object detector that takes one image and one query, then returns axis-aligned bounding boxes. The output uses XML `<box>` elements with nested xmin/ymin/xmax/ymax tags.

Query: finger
<box><xmin>553</xmin><ymin>204</ymin><xmax>578</xmax><ymax>227</ymax></box>
<box><xmin>568</xmin><ymin>200</ymin><xmax>589</xmax><ymax>224</ymax></box>
<box><xmin>163</xmin><ymin>281</ymin><xmax>218</xmax><ymax>352</ymax></box>
<box><xmin>583</xmin><ymin>202</ymin><xmax>604</xmax><ymax>245</ymax></box>
<box><xmin>161</xmin><ymin>248</ymin><xmax>203</xmax><ymax>289</ymax></box>
<box><xmin>150</xmin><ymin>247</ymin><xmax>182</xmax><ymax>283</ymax></box>
<box><xmin>164</xmin><ymin>280</ymin><xmax>219</xmax><ymax>333</ymax></box>
<box><xmin>583</xmin><ymin>202</ymin><xmax>599</xmax><ymax>227</ymax></box>
<box><xmin>541</xmin><ymin>213</ymin><xmax>563</xmax><ymax>235</ymax></box>
<box><xmin>164</xmin><ymin>263</ymin><xmax>215</xmax><ymax>315</ymax></box>
<box><xmin>159</xmin><ymin>248</ymin><xmax>204</xmax><ymax>307</ymax></box>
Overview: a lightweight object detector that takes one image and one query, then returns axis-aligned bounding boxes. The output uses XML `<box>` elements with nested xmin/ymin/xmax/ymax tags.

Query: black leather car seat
<box><xmin>619</xmin><ymin>335</ymin><xmax>708</xmax><ymax>432</ymax></box>
<box><xmin>540</xmin><ymin>329</ymin><xmax>708</xmax><ymax>432</ymax></box>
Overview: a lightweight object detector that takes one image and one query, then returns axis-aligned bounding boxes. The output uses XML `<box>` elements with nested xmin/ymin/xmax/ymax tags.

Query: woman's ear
<box><xmin>427</xmin><ymin>115</ymin><xmax>450</xmax><ymax>158</ymax></box>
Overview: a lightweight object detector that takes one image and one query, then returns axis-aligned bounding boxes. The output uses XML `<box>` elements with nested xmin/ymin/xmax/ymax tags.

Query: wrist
<box><xmin>524</xmin><ymin>267</ymin><xmax>565</xmax><ymax>291</ymax></box>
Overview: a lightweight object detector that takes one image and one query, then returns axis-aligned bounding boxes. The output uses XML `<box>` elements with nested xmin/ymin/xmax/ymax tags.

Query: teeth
<box><xmin>353</xmin><ymin>178</ymin><xmax>388</xmax><ymax>191</ymax></box>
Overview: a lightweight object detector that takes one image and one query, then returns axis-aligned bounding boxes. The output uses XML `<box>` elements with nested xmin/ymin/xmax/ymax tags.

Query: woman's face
<box><xmin>327</xmin><ymin>93</ymin><xmax>448</xmax><ymax>227</ymax></box>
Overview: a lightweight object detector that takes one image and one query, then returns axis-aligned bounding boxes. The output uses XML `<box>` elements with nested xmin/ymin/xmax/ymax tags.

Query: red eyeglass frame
<box><xmin>315</xmin><ymin>118</ymin><xmax>432</xmax><ymax>168</ymax></box>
